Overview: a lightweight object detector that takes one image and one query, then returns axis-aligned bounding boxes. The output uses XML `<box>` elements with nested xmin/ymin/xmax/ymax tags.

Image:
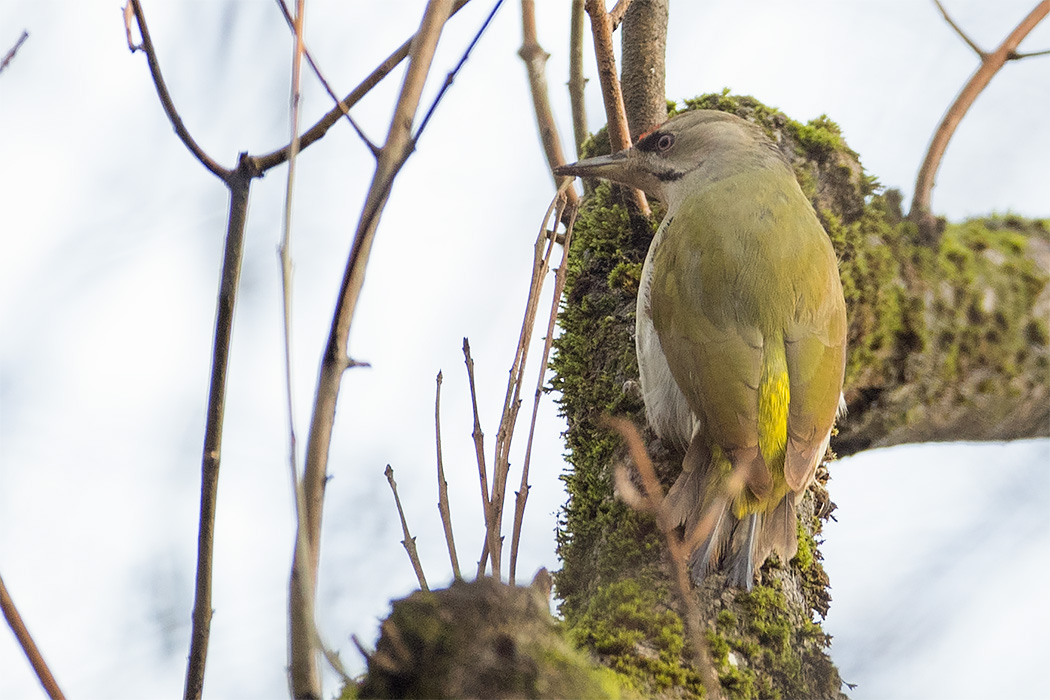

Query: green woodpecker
<box><xmin>556</xmin><ymin>110</ymin><xmax>847</xmax><ymax>589</ymax></box>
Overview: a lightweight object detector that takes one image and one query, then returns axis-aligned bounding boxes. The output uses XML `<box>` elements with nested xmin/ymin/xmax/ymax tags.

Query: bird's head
<box><xmin>555</xmin><ymin>110</ymin><xmax>786</xmax><ymax>209</ymax></box>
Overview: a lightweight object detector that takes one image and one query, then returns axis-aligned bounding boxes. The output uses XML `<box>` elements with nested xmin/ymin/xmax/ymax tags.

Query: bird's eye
<box><xmin>657</xmin><ymin>134</ymin><xmax>675</xmax><ymax>151</ymax></box>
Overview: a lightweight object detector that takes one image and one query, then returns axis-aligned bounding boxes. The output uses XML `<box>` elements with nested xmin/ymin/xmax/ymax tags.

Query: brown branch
<box><xmin>911</xmin><ymin>0</ymin><xmax>1049</xmax><ymax>223</ymax></box>
<box><xmin>1011</xmin><ymin>47</ymin><xmax>1050</xmax><ymax>57</ymax></box>
<box><xmin>583</xmin><ymin>0</ymin><xmax>650</xmax><ymax>216</ymax></box>
<box><xmin>123</xmin><ymin>0</ymin><xmax>230</xmax><ymax>180</ymax></box>
<box><xmin>462</xmin><ymin>338</ymin><xmax>497</xmax><ymax>577</ymax></box>
<box><xmin>620</xmin><ymin>0</ymin><xmax>668</xmax><ymax>140</ymax></box>
<box><xmin>568</xmin><ymin>0</ymin><xmax>589</xmax><ymax>159</ymax></box>
<box><xmin>254</xmin><ymin>0</ymin><xmax>473</xmax><ymax>172</ymax></box>
<box><xmin>278</xmin><ymin>4</ymin><xmax>329</xmax><ymax>698</ymax></box>
<box><xmin>932</xmin><ymin>0</ymin><xmax>986</xmax><ymax>58</ymax></box>
<box><xmin>509</xmin><ymin>188</ymin><xmax>576</xmax><ymax>584</ymax></box>
<box><xmin>273</xmin><ymin>0</ymin><xmax>378</xmax><ymax>155</ymax></box>
<box><xmin>487</xmin><ymin>189</ymin><xmax>566</xmax><ymax>577</ymax></box>
<box><xmin>385</xmin><ymin>466</ymin><xmax>430</xmax><ymax>592</ymax></box>
<box><xmin>0</xmin><ymin>30</ymin><xmax>28</xmax><ymax>76</ymax></box>
<box><xmin>292</xmin><ymin>2</ymin><xmax>453</xmax><ymax>694</ymax></box>
<box><xmin>435</xmin><ymin>371</ymin><xmax>462</xmax><ymax>579</ymax></box>
<box><xmin>1</xmin><ymin>572</ymin><xmax>66</xmax><ymax>700</ymax></box>
<box><xmin>519</xmin><ymin>0</ymin><xmax>579</xmax><ymax>209</ymax></box>
<box><xmin>184</xmin><ymin>160</ymin><xmax>254</xmax><ymax>700</ymax></box>
<box><xmin>605</xmin><ymin>418</ymin><xmax>724</xmax><ymax>700</ymax></box>
<box><xmin>608</xmin><ymin>0</ymin><xmax>632</xmax><ymax>29</ymax></box>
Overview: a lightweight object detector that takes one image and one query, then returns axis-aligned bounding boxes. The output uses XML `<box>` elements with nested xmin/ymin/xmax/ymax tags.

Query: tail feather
<box><xmin>664</xmin><ymin>432</ymin><xmax>800</xmax><ymax>590</ymax></box>
<box><xmin>687</xmin><ymin>510</ymin><xmax>758</xmax><ymax>590</ymax></box>
<box><xmin>757</xmin><ymin>492</ymin><xmax>798</xmax><ymax>566</ymax></box>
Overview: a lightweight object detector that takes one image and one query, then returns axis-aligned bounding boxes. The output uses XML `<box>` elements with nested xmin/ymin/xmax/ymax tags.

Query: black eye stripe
<box><xmin>637</xmin><ymin>130</ymin><xmax>673</xmax><ymax>153</ymax></box>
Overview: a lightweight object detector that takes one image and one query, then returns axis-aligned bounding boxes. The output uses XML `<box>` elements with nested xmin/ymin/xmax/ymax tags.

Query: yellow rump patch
<box><xmin>758</xmin><ymin>339</ymin><xmax>789</xmax><ymax>478</ymax></box>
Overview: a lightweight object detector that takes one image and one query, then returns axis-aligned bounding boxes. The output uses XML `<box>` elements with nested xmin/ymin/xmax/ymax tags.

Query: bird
<box><xmin>555</xmin><ymin>109</ymin><xmax>847</xmax><ymax>589</ymax></box>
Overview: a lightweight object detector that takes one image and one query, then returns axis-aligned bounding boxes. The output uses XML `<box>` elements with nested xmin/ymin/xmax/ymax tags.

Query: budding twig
<box><xmin>385</xmin><ymin>465</ymin><xmax>430</xmax><ymax>592</ymax></box>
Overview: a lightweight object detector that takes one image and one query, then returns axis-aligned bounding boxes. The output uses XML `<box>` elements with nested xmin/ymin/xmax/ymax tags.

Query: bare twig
<box><xmin>911</xmin><ymin>0</ymin><xmax>1049</xmax><ymax>223</ymax></box>
<box><xmin>608</xmin><ymin>0</ymin><xmax>632</xmax><ymax>29</ymax></box>
<box><xmin>119</xmin><ymin>3</ymin><xmax>475</xmax><ymax>697</ymax></box>
<box><xmin>351</xmin><ymin>634</ymin><xmax>372</xmax><ymax>662</ymax></box>
<box><xmin>486</xmin><ymin>189</ymin><xmax>567</xmax><ymax>577</ymax></box>
<box><xmin>184</xmin><ymin>160</ymin><xmax>254</xmax><ymax>700</ymax></box>
<box><xmin>463</xmin><ymin>339</ymin><xmax>497</xmax><ymax>577</ymax></box>
<box><xmin>1012</xmin><ymin>47</ymin><xmax>1050</xmax><ymax>57</ymax></box>
<box><xmin>519</xmin><ymin>0</ymin><xmax>580</xmax><ymax>208</ymax></box>
<box><xmin>568</xmin><ymin>0</ymin><xmax>589</xmax><ymax>160</ymax></box>
<box><xmin>605</xmin><ymin>418</ymin><xmax>724</xmax><ymax>700</ymax></box>
<box><xmin>435</xmin><ymin>371</ymin><xmax>462</xmax><ymax>579</ymax></box>
<box><xmin>582</xmin><ymin>0</ymin><xmax>650</xmax><ymax>215</ymax></box>
<box><xmin>292</xmin><ymin>3</ymin><xmax>454</xmax><ymax>694</ymax></box>
<box><xmin>273</xmin><ymin>0</ymin><xmax>378</xmax><ymax>155</ymax></box>
<box><xmin>932</xmin><ymin>0</ymin><xmax>986</xmax><ymax>58</ymax></box>
<box><xmin>509</xmin><ymin>186</ymin><xmax>577</xmax><ymax>584</ymax></box>
<box><xmin>0</xmin><ymin>30</ymin><xmax>28</xmax><ymax>76</ymax></box>
<box><xmin>123</xmin><ymin>0</ymin><xmax>230</xmax><ymax>180</ymax></box>
<box><xmin>385</xmin><ymin>466</ymin><xmax>430</xmax><ymax>591</ymax></box>
<box><xmin>1</xmin><ymin>572</ymin><xmax>66</xmax><ymax>700</ymax></box>
<box><xmin>277</xmin><ymin>3</ymin><xmax>328</xmax><ymax>697</ymax></box>
<box><xmin>254</xmin><ymin>0</ymin><xmax>474</xmax><ymax>171</ymax></box>
<box><xmin>417</xmin><ymin>0</ymin><xmax>504</xmax><ymax>138</ymax></box>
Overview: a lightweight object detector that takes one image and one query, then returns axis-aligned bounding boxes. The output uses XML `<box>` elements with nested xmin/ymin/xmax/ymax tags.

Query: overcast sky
<box><xmin>1</xmin><ymin>1</ymin><xmax>1048</xmax><ymax>698</ymax></box>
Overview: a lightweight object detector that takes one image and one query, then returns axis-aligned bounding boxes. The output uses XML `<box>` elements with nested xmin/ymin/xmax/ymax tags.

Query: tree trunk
<box><xmin>620</xmin><ymin>0</ymin><xmax>668</xmax><ymax>139</ymax></box>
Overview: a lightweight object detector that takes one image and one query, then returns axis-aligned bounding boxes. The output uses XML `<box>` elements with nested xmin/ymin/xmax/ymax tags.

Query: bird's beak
<box><xmin>554</xmin><ymin>150</ymin><xmax>631</xmax><ymax>180</ymax></box>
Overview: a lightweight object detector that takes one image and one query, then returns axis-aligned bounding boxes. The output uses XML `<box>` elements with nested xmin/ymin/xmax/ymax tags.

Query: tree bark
<box><xmin>620</xmin><ymin>0</ymin><xmax>668</xmax><ymax>138</ymax></box>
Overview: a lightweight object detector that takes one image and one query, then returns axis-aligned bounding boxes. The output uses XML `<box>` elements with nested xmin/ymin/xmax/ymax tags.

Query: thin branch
<box><xmin>435</xmin><ymin>371</ymin><xmax>462</xmax><ymax>579</ymax></box>
<box><xmin>911</xmin><ymin>0</ymin><xmax>1049</xmax><ymax>222</ymax></box>
<box><xmin>123</xmin><ymin>0</ymin><xmax>230</xmax><ymax>180</ymax></box>
<box><xmin>568</xmin><ymin>0</ymin><xmax>589</xmax><ymax>159</ymax></box>
<box><xmin>385</xmin><ymin>465</ymin><xmax>430</xmax><ymax>591</ymax></box>
<box><xmin>273</xmin><ymin>0</ymin><xmax>378</xmax><ymax>155</ymax></box>
<box><xmin>254</xmin><ymin>0</ymin><xmax>474</xmax><ymax>172</ymax></box>
<box><xmin>1011</xmin><ymin>47</ymin><xmax>1050</xmax><ymax>58</ymax></box>
<box><xmin>509</xmin><ymin>186</ymin><xmax>577</xmax><ymax>584</ymax></box>
<box><xmin>519</xmin><ymin>0</ymin><xmax>580</xmax><ymax>208</ymax></box>
<box><xmin>582</xmin><ymin>0</ymin><xmax>650</xmax><ymax>216</ymax></box>
<box><xmin>608</xmin><ymin>0</ymin><xmax>632</xmax><ymax>29</ymax></box>
<box><xmin>1</xmin><ymin>572</ymin><xmax>66</xmax><ymax>700</ymax></box>
<box><xmin>486</xmin><ymin>188</ymin><xmax>566</xmax><ymax>577</ymax></box>
<box><xmin>0</xmin><ymin>30</ymin><xmax>28</xmax><ymax>76</ymax></box>
<box><xmin>463</xmin><ymin>338</ymin><xmax>498</xmax><ymax>577</ymax></box>
<box><xmin>932</xmin><ymin>0</ymin><xmax>986</xmax><ymax>58</ymax></box>
<box><xmin>183</xmin><ymin>160</ymin><xmax>254</xmax><ymax>700</ymax></box>
<box><xmin>605</xmin><ymin>418</ymin><xmax>724</xmax><ymax>700</ymax></box>
<box><xmin>277</xmin><ymin>2</ymin><xmax>326</xmax><ymax>697</ymax></box>
<box><xmin>292</xmin><ymin>2</ymin><xmax>454</xmax><ymax>693</ymax></box>
<box><xmin>416</xmin><ymin>0</ymin><xmax>504</xmax><ymax>138</ymax></box>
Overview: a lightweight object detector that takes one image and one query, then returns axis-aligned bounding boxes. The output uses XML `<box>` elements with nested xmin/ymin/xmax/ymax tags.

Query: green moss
<box><xmin>569</xmin><ymin>580</ymin><xmax>705</xmax><ymax>697</ymax></box>
<box><xmin>360</xmin><ymin>579</ymin><xmax>634</xmax><ymax>699</ymax></box>
<box><xmin>608</xmin><ymin>261</ymin><xmax>643</xmax><ymax>294</ymax></box>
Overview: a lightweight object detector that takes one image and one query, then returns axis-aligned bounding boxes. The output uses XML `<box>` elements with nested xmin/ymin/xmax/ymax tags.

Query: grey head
<box><xmin>554</xmin><ymin>110</ymin><xmax>787</xmax><ymax>209</ymax></box>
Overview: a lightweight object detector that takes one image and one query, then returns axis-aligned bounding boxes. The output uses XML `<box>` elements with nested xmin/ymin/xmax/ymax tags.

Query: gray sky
<box><xmin>1</xmin><ymin>1</ymin><xmax>1048</xmax><ymax>698</ymax></box>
